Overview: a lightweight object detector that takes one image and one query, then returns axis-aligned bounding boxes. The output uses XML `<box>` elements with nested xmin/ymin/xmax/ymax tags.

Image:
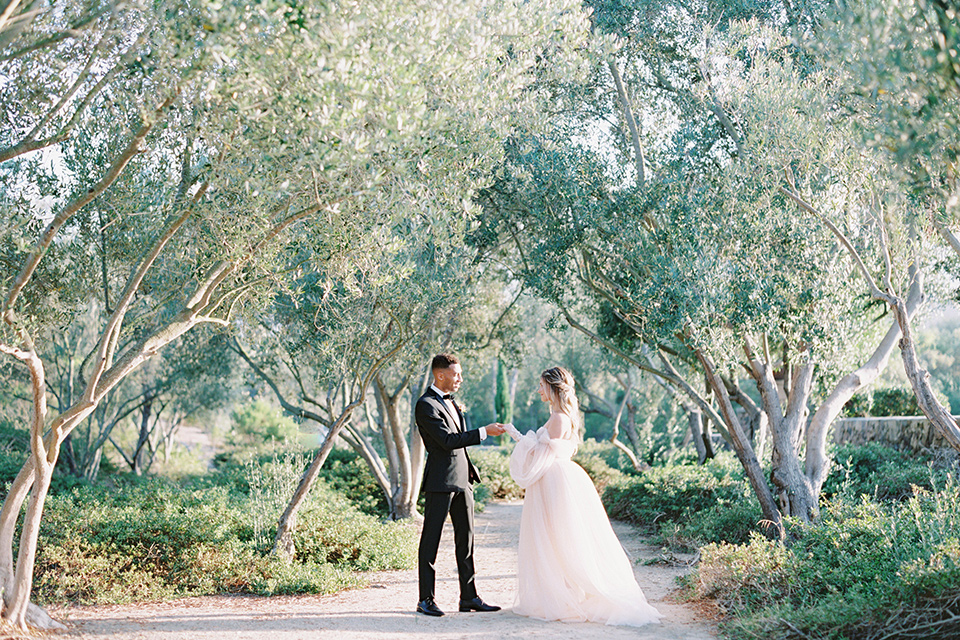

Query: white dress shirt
<box><xmin>430</xmin><ymin>384</ymin><xmax>487</xmax><ymax>440</ymax></box>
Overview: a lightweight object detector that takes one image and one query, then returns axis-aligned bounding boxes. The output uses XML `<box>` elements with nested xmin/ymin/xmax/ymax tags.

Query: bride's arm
<box><xmin>507</xmin><ymin>423</ymin><xmax>555</xmax><ymax>488</ymax></box>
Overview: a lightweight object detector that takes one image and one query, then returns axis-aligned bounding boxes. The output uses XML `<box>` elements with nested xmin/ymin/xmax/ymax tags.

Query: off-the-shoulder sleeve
<box><xmin>508</xmin><ymin>427</ymin><xmax>557</xmax><ymax>488</ymax></box>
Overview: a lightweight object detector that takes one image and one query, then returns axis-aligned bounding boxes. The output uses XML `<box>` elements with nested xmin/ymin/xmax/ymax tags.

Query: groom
<box><xmin>415</xmin><ymin>353</ymin><xmax>505</xmax><ymax>617</ymax></box>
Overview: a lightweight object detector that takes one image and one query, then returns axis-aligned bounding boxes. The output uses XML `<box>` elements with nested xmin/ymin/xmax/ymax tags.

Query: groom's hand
<box><xmin>485</xmin><ymin>423</ymin><xmax>506</xmax><ymax>436</ymax></box>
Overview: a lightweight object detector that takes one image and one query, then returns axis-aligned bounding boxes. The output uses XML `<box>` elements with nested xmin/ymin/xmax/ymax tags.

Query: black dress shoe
<box><xmin>417</xmin><ymin>598</ymin><xmax>445</xmax><ymax>617</ymax></box>
<box><xmin>459</xmin><ymin>596</ymin><xmax>501</xmax><ymax>612</ymax></box>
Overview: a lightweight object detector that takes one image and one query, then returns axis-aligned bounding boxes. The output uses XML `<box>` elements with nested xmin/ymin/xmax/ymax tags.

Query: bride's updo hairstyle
<box><xmin>541</xmin><ymin>366</ymin><xmax>582</xmax><ymax>440</ymax></box>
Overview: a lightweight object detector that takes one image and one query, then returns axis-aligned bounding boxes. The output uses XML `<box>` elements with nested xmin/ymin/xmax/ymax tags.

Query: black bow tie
<box><xmin>442</xmin><ymin>394</ymin><xmax>455</xmax><ymax>400</ymax></box>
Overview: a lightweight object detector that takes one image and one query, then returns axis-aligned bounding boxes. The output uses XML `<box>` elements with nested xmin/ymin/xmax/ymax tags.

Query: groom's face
<box><xmin>434</xmin><ymin>363</ymin><xmax>463</xmax><ymax>394</ymax></box>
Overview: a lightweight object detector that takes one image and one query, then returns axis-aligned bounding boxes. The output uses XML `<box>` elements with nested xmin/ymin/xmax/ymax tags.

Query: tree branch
<box><xmin>3</xmin><ymin>91</ymin><xmax>180</xmax><ymax>327</ymax></box>
<box><xmin>779</xmin><ymin>184</ymin><xmax>895</xmax><ymax>304</ymax></box>
<box><xmin>608</xmin><ymin>59</ymin><xmax>646</xmax><ymax>185</ymax></box>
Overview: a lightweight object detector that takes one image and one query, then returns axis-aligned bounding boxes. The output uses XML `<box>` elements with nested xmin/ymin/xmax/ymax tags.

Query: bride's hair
<box><xmin>541</xmin><ymin>366</ymin><xmax>582</xmax><ymax>440</ymax></box>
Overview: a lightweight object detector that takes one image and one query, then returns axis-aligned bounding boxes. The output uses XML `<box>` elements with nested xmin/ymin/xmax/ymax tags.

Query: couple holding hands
<box><xmin>415</xmin><ymin>354</ymin><xmax>661</xmax><ymax>627</ymax></box>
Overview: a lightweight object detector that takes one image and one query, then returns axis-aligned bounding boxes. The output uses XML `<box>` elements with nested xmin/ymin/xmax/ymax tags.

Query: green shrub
<box><xmin>316</xmin><ymin>448</ymin><xmax>387</xmax><ymax>516</ymax></box>
<box><xmin>603</xmin><ymin>452</ymin><xmax>755</xmax><ymax>544</ymax></box>
<box><xmin>871</xmin><ymin>387</ymin><xmax>922</xmax><ymax>417</ymax></box>
<box><xmin>471</xmin><ymin>446</ymin><xmax>524</xmax><ymax>501</ymax></box>
<box><xmin>572</xmin><ymin>449</ymin><xmax>624</xmax><ymax>494</ymax></box>
<box><xmin>0</xmin><ymin>419</ymin><xmax>96</xmax><ymax>495</ymax></box>
<box><xmin>575</xmin><ymin>438</ymin><xmax>642</xmax><ymax>475</ymax></box>
<box><xmin>0</xmin><ymin>420</ymin><xmax>28</xmax><ymax>490</ymax></box>
<box><xmin>230</xmin><ymin>400</ymin><xmax>300</xmax><ymax>445</ymax></box>
<box><xmin>32</xmin><ymin>472</ymin><xmax>415</xmax><ymax>606</ymax></box>
<box><xmin>250</xmin><ymin>557</ymin><xmax>362</xmax><ymax>596</ymax></box>
<box><xmin>841</xmin><ymin>392</ymin><xmax>871</xmax><ymax>417</ymax></box>
<box><xmin>293</xmin><ymin>498</ymin><xmax>416</xmax><ymax>571</ymax></box>
<box><xmin>212</xmin><ymin>445</ymin><xmax>387</xmax><ymax>516</ymax></box>
<box><xmin>840</xmin><ymin>388</ymin><xmax>945</xmax><ymax>418</ymax></box>
<box><xmin>672</xmin><ymin>498</ymin><xmax>764</xmax><ymax>547</ymax></box>
<box><xmin>691</xmin><ymin>532</ymin><xmax>792</xmax><ymax>612</ymax></box>
<box><xmin>689</xmin><ymin>477</ymin><xmax>960</xmax><ymax>640</ymax></box>
<box><xmin>823</xmin><ymin>442</ymin><xmax>942</xmax><ymax>501</ymax></box>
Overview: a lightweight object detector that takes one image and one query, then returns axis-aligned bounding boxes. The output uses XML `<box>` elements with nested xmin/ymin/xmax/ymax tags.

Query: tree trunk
<box><xmin>373</xmin><ymin>375</ymin><xmax>416</xmax><ymax>520</ymax></box>
<box><xmin>405</xmin><ymin>369</ymin><xmax>432</xmax><ymax>515</ymax></box>
<box><xmin>0</xmin><ymin>349</ymin><xmax>67</xmax><ymax>630</ymax></box>
<box><xmin>6</xmin><ymin>456</ymin><xmax>53</xmax><ymax>629</ymax></box>
<box><xmin>726</xmin><ymin>376</ymin><xmax>767</xmax><ymax>461</ymax></box>
<box><xmin>688</xmin><ymin>410</ymin><xmax>708</xmax><ymax>464</ymax></box>
<box><xmin>753</xmin><ymin>410</ymin><xmax>768</xmax><ymax>463</ymax></box>
<box><xmin>893</xmin><ymin>297</ymin><xmax>960</xmax><ymax>451</ymax></box>
<box><xmin>696</xmin><ymin>348</ymin><xmax>784</xmax><ymax>538</ymax></box>
<box><xmin>373</xmin><ymin>376</ymin><xmax>401</xmax><ymax>496</ymax></box>
<box><xmin>61</xmin><ymin>434</ymin><xmax>79</xmax><ymax>476</ymax></box>
<box><xmin>608</xmin><ymin>59</ymin><xmax>646</xmax><ymax>186</ymax></box>
<box><xmin>82</xmin><ymin>447</ymin><xmax>102</xmax><ymax>483</ymax></box>
<box><xmin>610</xmin><ymin>382</ymin><xmax>645</xmax><ymax>472</ymax></box>
<box><xmin>622</xmin><ymin>404</ymin><xmax>642</xmax><ymax>456</ymax></box>
<box><xmin>805</xmin><ymin>270</ymin><xmax>923</xmax><ymax>494</ymax></box>
<box><xmin>0</xmin><ymin>464</ymin><xmax>33</xmax><ymax>619</ymax></box>
<box><xmin>273</xmin><ymin>401</ymin><xmax>362</xmax><ymax>558</ymax></box>
<box><xmin>702</xmin><ymin>413</ymin><xmax>716</xmax><ymax>458</ymax></box>
<box><xmin>766</xmin><ymin>361</ymin><xmax>818</xmax><ymax>524</ymax></box>
<box><xmin>132</xmin><ymin>390</ymin><xmax>154</xmax><ymax>475</ymax></box>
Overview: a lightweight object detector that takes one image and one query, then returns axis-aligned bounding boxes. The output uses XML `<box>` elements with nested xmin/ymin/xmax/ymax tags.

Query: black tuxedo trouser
<box><xmin>418</xmin><ymin>489</ymin><xmax>477</xmax><ymax>602</ymax></box>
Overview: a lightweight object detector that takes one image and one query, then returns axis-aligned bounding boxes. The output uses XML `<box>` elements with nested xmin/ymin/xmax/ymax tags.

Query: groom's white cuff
<box><xmin>479</xmin><ymin>427</ymin><xmax>487</xmax><ymax>440</ymax></box>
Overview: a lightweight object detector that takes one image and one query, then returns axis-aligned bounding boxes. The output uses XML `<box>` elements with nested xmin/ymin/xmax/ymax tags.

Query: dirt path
<box><xmin>50</xmin><ymin>501</ymin><xmax>719</xmax><ymax>640</ymax></box>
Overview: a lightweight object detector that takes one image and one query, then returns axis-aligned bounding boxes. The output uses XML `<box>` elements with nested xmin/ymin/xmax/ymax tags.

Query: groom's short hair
<box><xmin>431</xmin><ymin>353</ymin><xmax>459</xmax><ymax>371</ymax></box>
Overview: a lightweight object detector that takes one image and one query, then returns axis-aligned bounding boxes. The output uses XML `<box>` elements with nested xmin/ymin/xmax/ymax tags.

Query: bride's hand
<box><xmin>502</xmin><ymin>422</ymin><xmax>522</xmax><ymax>442</ymax></box>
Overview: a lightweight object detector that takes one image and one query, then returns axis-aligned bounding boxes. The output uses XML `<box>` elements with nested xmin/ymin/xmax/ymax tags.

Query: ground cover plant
<box><xmin>690</xmin><ymin>478</ymin><xmax>960</xmax><ymax>639</ymax></box>
<box><xmin>603</xmin><ymin>452</ymin><xmax>763</xmax><ymax>547</ymax></box>
<box><xmin>26</xmin><ymin>455</ymin><xmax>415</xmax><ymax>605</ymax></box>
<box><xmin>668</xmin><ymin>445</ymin><xmax>960</xmax><ymax>639</ymax></box>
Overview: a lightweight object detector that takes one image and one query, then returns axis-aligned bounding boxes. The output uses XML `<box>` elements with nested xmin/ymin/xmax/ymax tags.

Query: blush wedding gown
<box><xmin>504</xmin><ymin>423</ymin><xmax>662</xmax><ymax>627</ymax></box>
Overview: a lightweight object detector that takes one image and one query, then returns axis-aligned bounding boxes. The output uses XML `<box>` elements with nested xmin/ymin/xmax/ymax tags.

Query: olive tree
<box><xmin>776</xmin><ymin>0</ymin><xmax>960</xmax><ymax>451</ymax></box>
<box><xmin>0</xmin><ymin>0</ymin><xmax>593</xmax><ymax>628</ymax></box>
<box><xmin>475</xmin><ymin>3</ymin><xmax>928</xmax><ymax>536</ymax></box>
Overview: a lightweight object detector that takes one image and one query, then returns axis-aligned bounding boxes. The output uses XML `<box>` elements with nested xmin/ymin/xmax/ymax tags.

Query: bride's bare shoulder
<box><xmin>545</xmin><ymin>412</ymin><xmax>572</xmax><ymax>440</ymax></box>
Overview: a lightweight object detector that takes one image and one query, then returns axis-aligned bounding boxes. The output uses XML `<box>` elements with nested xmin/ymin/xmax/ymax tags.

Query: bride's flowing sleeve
<box><xmin>509</xmin><ymin>428</ymin><xmax>557</xmax><ymax>488</ymax></box>
<box><xmin>503</xmin><ymin>423</ymin><xmax>522</xmax><ymax>442</ymax></box>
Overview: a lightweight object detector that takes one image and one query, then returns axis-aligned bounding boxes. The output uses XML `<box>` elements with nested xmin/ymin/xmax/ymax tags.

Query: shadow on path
<box><xmin>53</xmin><ymin>502</ymin><xmax>719</xmax><ymax>640</ymax></box>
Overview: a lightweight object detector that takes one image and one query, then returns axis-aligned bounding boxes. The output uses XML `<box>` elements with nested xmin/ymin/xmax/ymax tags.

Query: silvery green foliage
<box><xmin>817</xmin><ymin>0</ymin><xmax>959</xmax><ymax>212</ymax></box>
<box><xmin>0</xmin><ymin>0</ymin><xmax>597</xmax><ymax>625</ymax></box>
<box><xmin>1</xmin><ymin>0</ymin><xmax>593</xmax><ymax>342</ymax></box>
<box><xmin>698</xmin><ymin>21</ymin><xmax>901</xmax><ymax>372</ymax></box>
<box><xmin>477</xmin><ymin>8</ymin><xmax>895</xmax><ymax>388</ymax></box>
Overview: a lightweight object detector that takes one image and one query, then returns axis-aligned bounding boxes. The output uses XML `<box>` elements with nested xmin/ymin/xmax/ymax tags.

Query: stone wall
<box><xmin>830</xmin><ymin>416</ymin><xmax>952</xmax><ymax>452</ymax></box>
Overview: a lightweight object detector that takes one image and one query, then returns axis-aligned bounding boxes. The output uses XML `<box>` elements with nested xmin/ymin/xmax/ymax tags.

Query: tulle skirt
<box><xmin>513</xmin><ymin>457</ymin><xmax>662</xmax><ymax>627</ymax></box>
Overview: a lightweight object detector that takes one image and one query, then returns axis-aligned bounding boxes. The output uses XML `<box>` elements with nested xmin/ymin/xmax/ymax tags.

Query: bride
<box><xmin>502</xmin><ymin>366</ymin><xmax>662</xmax><ymax>627</ymax></box>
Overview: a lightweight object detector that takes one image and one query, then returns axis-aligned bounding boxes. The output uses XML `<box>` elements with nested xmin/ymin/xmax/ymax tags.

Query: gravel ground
<box><xmin>48</xmin><ymin>501</ymin><xmax>720</xmax><ymax>640</ymax></box>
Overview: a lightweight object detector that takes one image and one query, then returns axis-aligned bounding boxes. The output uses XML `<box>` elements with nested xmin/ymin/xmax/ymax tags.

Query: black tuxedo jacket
<box><xmin>416</xmin><ymin>388</ymin><xmax>481</xmax><ymax>492</ymax></box>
